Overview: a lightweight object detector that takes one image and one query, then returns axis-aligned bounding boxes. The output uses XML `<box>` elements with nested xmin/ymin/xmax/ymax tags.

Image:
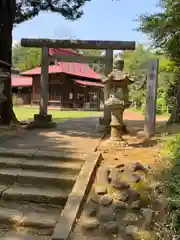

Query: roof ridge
<box><xmin>49</xmin><ymin>48</ymin><xmax>82</xmax><ymax>56</ymax></box>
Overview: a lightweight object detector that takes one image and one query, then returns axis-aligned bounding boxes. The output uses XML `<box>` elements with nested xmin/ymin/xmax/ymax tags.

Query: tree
<box><xmin>116</xmin><ymin>44</ymin><xmax>173</xmax><ymax>114</ymax></box>
<box><xmin>0</xmin><ymin>1</ymin><xmax>16</xmax><ymax>124</ymax></box>
<box><xmin>12</xmin><ymin>43</ymin><xmax>41</xmax><ymax>71</ymax></box>
<box><xmin>122</xmin><ymin>45</ymin><xmax>155</xmax><ymax>109</ymax></box>
<box><xmin>139</xmin><ymin>0</ymin><xmax>180</xmax><ymax>123</ymax></box>
<box><xmin>0</xmin><ymin>0</ymin><xmax>90</xmax><ymax>124</ymax></box>
<box><xmin>79</xmin><ymin>49</ymin><xmax>105</xmax><ymax>75</ymax></box>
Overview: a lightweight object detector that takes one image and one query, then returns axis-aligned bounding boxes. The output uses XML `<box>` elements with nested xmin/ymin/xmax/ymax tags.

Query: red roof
<box><xmin>21</xmin><ymin>62</ymin><xmax>100</xmax><ymax>79</ymax></box>
<box><xmin>74</xmin><ymin>79</ymin><xmax>103</xmax><ymax>87</ymax></box>
<box><xmin>49</xmin><ymin>48</ymin><xmax>82</xmax><ymax>57</ymax></box>
<box><xmin>11</xmin><ymin>75</ymin><xmax>32</xmax><ymax>87</ymax></box>
<box><xmin>21</xmin><ymin>48</ymin><xmax>101</xmax><ymax>80</ymax></box>
<box><xmin>12</xmin><ymin>50</ymin><xmax>102</xmax><ymax>87</ymax></box>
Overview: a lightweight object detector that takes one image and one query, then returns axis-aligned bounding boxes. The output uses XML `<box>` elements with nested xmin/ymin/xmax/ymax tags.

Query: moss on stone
<box><xmin>136</xmin><ymin>230</ymin><xmax>156</xmax><ymax>240</ymax></box>
<box><xmin>131</xmin><ymin>177</ymin><xmax>152</xmax><ymax>204</ymax></box>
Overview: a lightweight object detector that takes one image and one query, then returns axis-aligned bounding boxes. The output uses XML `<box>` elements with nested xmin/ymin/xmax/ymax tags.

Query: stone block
<box><xmin>97</xmin><ymin>206</ymin><xmax>116</xmax><ymax>222</ymax></box>
<box><xmin>80</xmin><ymin>217</ymin><xmax>100</xmax><ymax>230</ymax></box>
<box><xmin>31</xmin><ymin>114</ymin><xmax>56</xmax><ymax>129</ymax></box>
<box><xmin>99</xmin><ymin>194</ymin><xmax>113</xmax><ymax>206</ymax></box>
<box><xmin>102</xmin><ymin>221</ymin><xmax>118</xmax><ymax>235</ymax></box>
<box><xmin>34</xmin><ymin>114</ymin><xmax>52</xmax><ymax>123</ymax></box>
<box><xmin>124</xmin><ymin>225</ymin><xmax>138</xmax><ymax>236</ymax></box>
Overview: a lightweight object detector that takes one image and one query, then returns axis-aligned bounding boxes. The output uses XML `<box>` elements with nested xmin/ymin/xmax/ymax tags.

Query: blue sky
<box><xmin>13</xmin><ymin>0</ymin><xmax>160</xmax><ymax>44</ymax></box>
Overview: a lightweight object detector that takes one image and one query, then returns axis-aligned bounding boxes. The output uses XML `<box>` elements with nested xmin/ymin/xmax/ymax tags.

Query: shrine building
<box><xmin>11</xmin><ymin>48</ymin><xmax>103</xmax><ymax>109</ymax></box>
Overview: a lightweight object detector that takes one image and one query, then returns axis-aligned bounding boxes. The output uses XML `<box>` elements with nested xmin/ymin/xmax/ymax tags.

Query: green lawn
<box><xmin>13</xmin><ymin>106</ymin><xmax>102</xmax><ymax>122</ymax></box>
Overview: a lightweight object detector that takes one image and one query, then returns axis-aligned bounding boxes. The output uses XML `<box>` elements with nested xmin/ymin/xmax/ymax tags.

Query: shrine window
<box><xmin>77</xmin><ymin>93</ymin><xmax>84</xmax><ymax>99</ymax></box>
<box><xmin>89</xmin><ymin>92</ymin><xmax>98</xmax><ymax>102</ymax></box>
<box><xmin>69</xmin><ymin>93</ymin><xmax>73</xmax><ymax>100</ymax></box>
<box><xmin>49</xmin><ymin>84</ymin><xmax>61</xmax><ymax>100</ymax></box>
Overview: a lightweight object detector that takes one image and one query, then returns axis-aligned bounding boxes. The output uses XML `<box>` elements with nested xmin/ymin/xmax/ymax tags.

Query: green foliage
<box><xmin>139</xmin><ymin>0</ymin><xmax>180</xmax><ymax>65</ymax></box>
<box><xmin>15</xmin><ymin>0</ymin><xmax>91</xmax><ymax>24</ymax></box>
<box><xmin>164</xmin><ymin>134</ymin><xmax>180</xmax><ymax>160</ymax></box>
<box><xmin>156</xmin><ymin>92</ymin><xmax>167</xmax><ymax>114</ymax></box>
<box><xmin>121</xmin><ymin>44</ymin><xmax>175</xmax><ymax>114</ymax></box>
<box><xmin>12</xmin><ymin>43</ymin><xmax>41</xmax><ymax>71</ymax></box>
<box><xmin>123</xmin><ymin>44</ymin><xmax>154</xmax><ymax>75</ymax></box>
<box><xmin>80</xmin><ymin>49</ymin><xmax>105</xmax><ymax>75</ymax></box>
<box><xmin>122</xmin><ymin>45</ymin><xmax>153</xmax><ymax>109</ymax></box>
<box><xmin>163</xmin><ymin>134</ymin><xmax>180</xmax><ymax>234</ymax></box>
<box><xmin>139</xmin><ymin>0</ymin><xmax>180</xmax><ymax>121</ymax></box>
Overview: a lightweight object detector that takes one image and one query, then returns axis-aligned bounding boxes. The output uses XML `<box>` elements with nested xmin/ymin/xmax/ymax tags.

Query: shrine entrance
<box><xmin>21</xmin><ymin>38</ymin><xmax>135</xmax><ymax>127</ymax></box>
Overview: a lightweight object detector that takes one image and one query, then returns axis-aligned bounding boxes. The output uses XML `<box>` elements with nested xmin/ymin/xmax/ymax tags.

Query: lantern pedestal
<box><xmin>98</xmin><ymin>97</ymin><xmax>131</xmax><ymax>150</ymax></box>
<box><xmin>110</xmin><ymin>108</ymin><xmax>124</xmax><ymax>140</ymax></box>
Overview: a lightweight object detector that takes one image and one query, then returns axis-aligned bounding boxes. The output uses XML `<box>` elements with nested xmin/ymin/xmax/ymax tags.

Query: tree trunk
<box><xmin>0</xmin><ymin>0</ymin><xmax>18</xmax><ymax>125</ymax></box>
<box><xmin>167</xmin><ymin>79</ymin><xmax>180</xmax><ymax>124</ymax></box>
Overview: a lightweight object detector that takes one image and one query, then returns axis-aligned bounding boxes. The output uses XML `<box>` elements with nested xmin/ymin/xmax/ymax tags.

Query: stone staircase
<box><xmin>0</xmin><ymin>153</ymin><xmax>84</xmax><ymax>239</ymax></box>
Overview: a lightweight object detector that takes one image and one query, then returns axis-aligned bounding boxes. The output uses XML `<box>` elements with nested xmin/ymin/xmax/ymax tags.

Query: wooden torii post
<box><xmin>21</xmin><ymin>39</ymin><xmax>135</xmax><ymax>127</ymax></box>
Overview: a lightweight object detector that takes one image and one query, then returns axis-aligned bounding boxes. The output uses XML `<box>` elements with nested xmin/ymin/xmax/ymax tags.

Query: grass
<box><xmin>13</xmin><ymin>106</ymin><xmax>102</xmax><ymax>122</ymax></box>
<box><xmin>129</xmin><ymin>107</ymin><xmax>170</xmax><ymax>117</ymax></box>
<box><xmin>156</xmin><ymin>133</ymin><xmax>180</xmax><ymax>239</ymax></box>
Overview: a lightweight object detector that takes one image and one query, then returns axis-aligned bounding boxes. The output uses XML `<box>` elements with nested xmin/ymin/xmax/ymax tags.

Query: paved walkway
<box><xmin>0</xmin><ymin>117</ymin><xmax>102</xmax><ymax>157</ymax></box>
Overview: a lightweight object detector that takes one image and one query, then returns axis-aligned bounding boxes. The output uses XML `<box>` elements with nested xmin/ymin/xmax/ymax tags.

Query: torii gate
<box><xmin>21</xmin><ymin>39</ymin><xmax>135</xmax><ymax>127</ymax></box>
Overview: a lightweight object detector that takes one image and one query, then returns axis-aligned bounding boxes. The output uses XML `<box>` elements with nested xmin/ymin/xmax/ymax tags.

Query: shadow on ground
<box><xmin>0</xmin><ymin>114</ymin><xmax>171</xmax><ymax>155</ymax></box>
<box><xmin>123</xmin><ymin>119</ymin><xmax>168</xmax><ymax>149</ymax></box>
<box><xmin>0</xmin><ymin>117</ymin><xmax>102</xmax><ymax>156</ymax></box>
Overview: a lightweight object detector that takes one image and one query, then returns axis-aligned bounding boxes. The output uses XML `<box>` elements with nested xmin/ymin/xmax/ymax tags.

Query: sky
<box><xmin>13</xmin><ymin>0</ymin><xmax>161</xmax><ymax>45</ymax></box>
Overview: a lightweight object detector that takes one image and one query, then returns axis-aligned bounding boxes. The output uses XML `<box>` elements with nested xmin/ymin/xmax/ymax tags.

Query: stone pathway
<box><xmin>0</xmin><ymin>117</ymin><xmax>101</xmax><ymax>156</ymax></box>
<box><xmin>0</xmin><ymin>117</ymin><xmax>102</xmax><ymax>239</ymax></box>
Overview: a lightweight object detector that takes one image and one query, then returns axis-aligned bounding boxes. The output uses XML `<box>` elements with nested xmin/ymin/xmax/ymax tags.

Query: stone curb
<box><xmin>52</xmin><ymin>152</ymin><xmax>103</xmax><ymax>240</ymax></box>
<box><xmin>0</xmin><ymin>147</ymin><xmax>87</xmax><ymax>161</ymax></box>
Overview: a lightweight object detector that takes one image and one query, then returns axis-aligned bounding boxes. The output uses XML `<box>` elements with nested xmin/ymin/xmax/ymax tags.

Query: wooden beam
<box><xmin>0</xmin><ymin>59</ymin><xmax>11</xmax><ymax>67</ymax></box>
<box><xmin>103</xmin><ymin>49</ymin><xmax>114</xmax><ymax>124</ymax></box>
<box><xmin>0</xmin><ymin>60</ymin><xmax>19</xmax><ymax>74</ymax></box>
<box><xmin>39</xmin><ymin>47</ymin><xmax>49</xmax><ymax>116</ymax></box>
<box><xmin>21</xmin><ymin>38</ymin><xmax>136</xmax><ymax>50</ymax></box>
<box><xmin>104</xmin><ymin>49</ymin><xmax>113</xmax><ymax>76</ymax></box>
<box><xmin>49</xmin><ymin>54</ymin><xmax>106</xmax><ymax>63</ymax></box>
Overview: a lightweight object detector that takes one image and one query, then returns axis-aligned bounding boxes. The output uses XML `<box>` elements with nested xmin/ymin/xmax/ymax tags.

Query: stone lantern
<box><xmin>103</xmin><ymin>57</ymin><xmax>133</xmax><ymax>142</ymax></box>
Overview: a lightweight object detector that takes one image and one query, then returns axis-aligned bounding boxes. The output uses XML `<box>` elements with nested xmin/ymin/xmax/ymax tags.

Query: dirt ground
<box><xmin>98</xmin><ymin>111</ymin><xmax>169</xmax><ymax>168</ymax></box>
<box><xmin>71</xmin><ymin>112</ymin><xmax>170</xmax><ymax>240</ymax></box>
<box><xmin>0</xmin><ymin>111</ymin><xmax>169</xmax><ymax>168</ymax></box>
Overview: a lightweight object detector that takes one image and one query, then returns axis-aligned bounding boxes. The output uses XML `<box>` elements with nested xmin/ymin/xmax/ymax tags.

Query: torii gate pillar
<box><xmin>99</xmin><ymin>49</ymin><xmax>113</xmax><ymax>126</ymax></box>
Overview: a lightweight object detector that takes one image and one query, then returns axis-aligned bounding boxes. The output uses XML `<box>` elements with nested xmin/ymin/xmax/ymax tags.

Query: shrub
<box><xmin>163</xmin><ymin>134</ymin><xmax>180</xmax><ymax>235</ymax></box>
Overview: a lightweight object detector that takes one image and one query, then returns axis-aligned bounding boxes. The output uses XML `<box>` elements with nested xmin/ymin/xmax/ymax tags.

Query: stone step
<box><xmin>2</xmin><ymin>185</ymin><xmax>69</xmax><ymax>205</ymax></box>
<box><xmin>0</xmin><ymin>205</ymin><xmax>59</xmax><ymax>230</ymax></box>
<box><xmin>0</xmin><ymin>157</ymin><xmax>83</xmax><ymax>173</ymax></box>
<box><xmin>0</xmin><ymin>147</ymin><xmax>87</xmax><ymax>161</ymax></box>
<box><xmin>0</xmin><ymin>168</ymin><xmax>77</xmax><ymax>188</ymax></box>
<box><xmin>2</xmin><ymin>231</ymin><xmax>51</xmax><ymax>240</ymax></box>
<box><xmin>0</xmin><ymin>199</ymin><xmax>64</xmax><ymax>216</ymax></box>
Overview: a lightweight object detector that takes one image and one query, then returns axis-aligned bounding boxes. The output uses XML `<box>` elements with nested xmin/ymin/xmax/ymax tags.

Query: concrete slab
<box><xmin>52</xmin><ymin>153</ymin><xmax>103</xmax><ymax>240</ymax></box>
<box><xmin>0</xmin><ymin>118</ymin><xmax>102</xmax><ymax>158</ymax></box>
<box><xmin>2</xmin><ymin>185</ymin><xmax>69</xmax><ymax>205</ymax></box>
